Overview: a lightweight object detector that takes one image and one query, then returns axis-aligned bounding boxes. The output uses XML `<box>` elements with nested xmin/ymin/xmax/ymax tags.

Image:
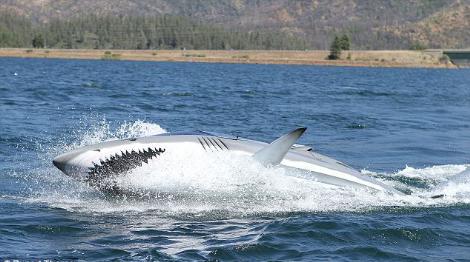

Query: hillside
<box><xmin>0</xmin><ymin>0</ymin><xmax>469</xmax><ymax>49</ymax></box>
<box><xmin>383</xmin><ymin>2</ymin><xmax>470</xmax><ymax>49</ymax></box>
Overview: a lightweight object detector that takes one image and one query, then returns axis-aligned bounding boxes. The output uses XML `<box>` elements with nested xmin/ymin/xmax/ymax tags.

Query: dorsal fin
<box><xmin>253</xmin><ymin>127</ymin><xmax>307</xmax><ymax>166</ymax></box>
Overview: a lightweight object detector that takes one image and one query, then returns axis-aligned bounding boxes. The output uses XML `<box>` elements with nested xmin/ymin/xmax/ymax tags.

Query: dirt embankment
<box><xmin>0</xmin><ymin>48</ymin><xmax>456</xmax><ymax>68</ymax></box>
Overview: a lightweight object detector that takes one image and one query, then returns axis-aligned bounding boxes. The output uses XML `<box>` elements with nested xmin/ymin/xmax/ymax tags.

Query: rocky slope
<box><xmin>1</xmin><ymin>0</ymin><xmax>468</xmax><ymax>49</ymax></box>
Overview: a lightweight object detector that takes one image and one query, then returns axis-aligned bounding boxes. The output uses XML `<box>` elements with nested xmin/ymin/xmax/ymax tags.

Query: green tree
<box><xmin>328</xmin><ymin>35</ymin><xmax>341</xmax><ymax>60</ymax></box>
<box><xmin>32</xmin><ymin>34</ymin><xmax>44</xmax><ymax>48</ymax></box>
<box><xmin>339</xmin><ymin>34</ymin><xmax>350</xmax><ymax>50</ymax></box>
<box><xmin>328</xmin><ymin>34</ymin><xmax>351</xmax><ymax>60</ymax></box>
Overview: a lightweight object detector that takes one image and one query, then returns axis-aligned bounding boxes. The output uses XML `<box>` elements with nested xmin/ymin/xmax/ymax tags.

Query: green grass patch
<box><xmin>232</xmin><ymin>55</ymin><xmax>250</xmax><ymax>59</ymax></box>
<box><xmin>183</xmin><ymin>53</ymin><xmax>206</xmax><ymax>58</ymax></box>
<box><xmin>102</xmin><ymin>51</ymin><xmax>121</xmax><ymax>60</ymax></box>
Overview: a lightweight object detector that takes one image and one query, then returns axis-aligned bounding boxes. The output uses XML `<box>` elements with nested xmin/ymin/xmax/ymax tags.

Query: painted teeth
<box><xmin>87</xmin><ymin>147</ymin><xmax>165</xmax><ymax>187</ymax></box>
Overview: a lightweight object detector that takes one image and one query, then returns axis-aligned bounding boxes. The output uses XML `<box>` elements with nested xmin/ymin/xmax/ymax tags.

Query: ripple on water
<box><xmin>1</xmin><ymin>59</ymin><xmax>470</xmax><ymax>260</ymax></box>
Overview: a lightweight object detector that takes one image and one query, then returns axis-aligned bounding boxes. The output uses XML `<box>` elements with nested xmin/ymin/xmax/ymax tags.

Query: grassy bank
<box><xmin>0</xmin><ymin>48</ymin><xmax>455</xmax><ymax>68</ymax></box>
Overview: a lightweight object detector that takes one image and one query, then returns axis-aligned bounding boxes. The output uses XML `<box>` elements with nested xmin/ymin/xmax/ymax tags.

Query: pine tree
<box><xmin>328</xmin><ymin>36</ymin><xmax>341</xmax><ymax>60</ymax></box>
<box><xmin>339</xmin><ymin>34</ymin><xmax>350</xmax><ymax>50</ymax></box>
<box><xmin>32</xmin><ymin>34</ymin><xmax>44</xmax><ymax>48</ymax></box>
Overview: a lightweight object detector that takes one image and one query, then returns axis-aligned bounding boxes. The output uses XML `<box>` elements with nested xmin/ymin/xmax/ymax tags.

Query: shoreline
<box><xmin>0</xmin><ymin>48</ymin><xmax>456</xmax><ymax>68</ymax></box>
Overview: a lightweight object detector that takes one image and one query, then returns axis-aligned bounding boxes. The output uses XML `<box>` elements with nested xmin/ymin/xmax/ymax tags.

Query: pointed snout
<box><xmin>52</xmin><ymin>154</ymin><xmax>68</xmax><ymax>174</ymax></box>
<box><xmin>53</xmin><ymin>150</ymin><xmax>83</xmax><ymax>175</ymax></box>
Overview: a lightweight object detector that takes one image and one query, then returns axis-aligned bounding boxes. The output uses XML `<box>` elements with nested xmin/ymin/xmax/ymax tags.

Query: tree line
<box><xmin>0</xmin><ymin>11</ymin><xmax>308</xmax><ymax>50</ymax></box>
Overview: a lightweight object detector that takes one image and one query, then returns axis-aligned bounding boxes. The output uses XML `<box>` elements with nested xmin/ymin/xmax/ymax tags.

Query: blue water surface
<box><xmin>0</xmin><ymin>57</ymin><xmax>470</xmax><ymax>261</ymax></box>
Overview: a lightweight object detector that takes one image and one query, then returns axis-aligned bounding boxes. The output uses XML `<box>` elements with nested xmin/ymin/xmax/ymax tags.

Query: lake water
<box><xmin>1</xmin><ymin>58</ymin><xmax>470</xmax><ymax>260</ymax></box>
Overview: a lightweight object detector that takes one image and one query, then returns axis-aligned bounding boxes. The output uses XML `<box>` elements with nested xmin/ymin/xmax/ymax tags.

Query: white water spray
<box><xmin>27</xmin><ymin>120</ymin><xmax>470</xmax><ymax>215</ymax></box>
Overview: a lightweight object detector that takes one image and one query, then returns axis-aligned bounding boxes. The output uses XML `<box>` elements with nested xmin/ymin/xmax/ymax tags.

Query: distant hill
<box><xmin>1</xmin><ymin>0</ymin><xmax>469</xmax><ymax>49</ymax></box>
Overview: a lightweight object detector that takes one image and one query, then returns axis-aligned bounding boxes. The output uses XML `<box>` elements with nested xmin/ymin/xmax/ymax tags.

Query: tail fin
<box><xmin>253</xmin><ymin>127</ymin><xmax>306</xmax><ymax>166</ymax></box>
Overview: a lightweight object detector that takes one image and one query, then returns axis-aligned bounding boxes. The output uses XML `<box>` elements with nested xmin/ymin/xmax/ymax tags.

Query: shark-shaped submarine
<box><xmin>53</xmin><ymin>128</ymin><xmax>401</xmax><ymax>194</ymax></box>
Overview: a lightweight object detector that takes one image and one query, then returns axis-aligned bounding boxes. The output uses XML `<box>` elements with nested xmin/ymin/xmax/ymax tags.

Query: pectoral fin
<box><xmin>253</xmin><ymin>127</ymin><xmax>307</xmax><ymax>166</ymax></box>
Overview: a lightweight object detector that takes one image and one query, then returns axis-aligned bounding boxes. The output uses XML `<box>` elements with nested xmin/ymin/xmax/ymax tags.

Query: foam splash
<box><xmin>115</xmin><ymin>120</ymin><xmax>167</xmax><ymax>138</ymax></box>
<box><xmin>396</xmin><ymin>165</ymin><xmax>467</xmax><ymax>181</ymax></box>
<box><xmin>27</xmin><ymin>120</ymin><xmax>470</xmax><ymax>216</ymax></box>
<box><xmin>76</xmin><ymin>119</ymin><xmax>167</xmax><ymax>147</ymax></box>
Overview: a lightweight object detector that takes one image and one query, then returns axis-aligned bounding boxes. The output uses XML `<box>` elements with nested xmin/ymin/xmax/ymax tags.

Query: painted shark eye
<box><xmin>87</xmin><ymin>147</ymin><xmax>165</xmax><ymax>187</ymax></box>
